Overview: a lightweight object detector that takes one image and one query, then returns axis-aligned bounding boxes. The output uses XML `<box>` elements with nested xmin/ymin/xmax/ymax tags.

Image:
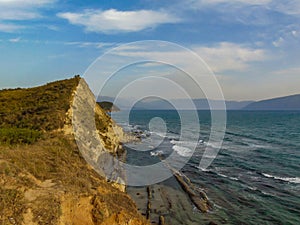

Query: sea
<box><xmin>111</xmin><ymin>110</ymin><xmax>300</xmax><ymax>225</ymax></box>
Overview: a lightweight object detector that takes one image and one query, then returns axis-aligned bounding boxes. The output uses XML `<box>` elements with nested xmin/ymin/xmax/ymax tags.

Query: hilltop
<box><xmin>0</xmin><ymin>76</ymin><xmax>147</xmax><ymax>225</ymax></box>
<box><xmin>101</xmin><ymin>94</ymin><xmax>300</xmax><ymax>111</ymax></box>
<box><xmin>97</xmin><ymin>101</ymin><xmax>120</xmax><ymax>112</ymax></box>
<box><xmin>243</xmin><ymin>94</ymin><xmax>300</xmax><ymax>110</ymax></box>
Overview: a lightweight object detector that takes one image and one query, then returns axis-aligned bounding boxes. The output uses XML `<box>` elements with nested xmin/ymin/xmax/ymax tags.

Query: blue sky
<box><xmin>0</xmin><ymin>0</ymin><xmax>300</xmax><ymax>100</ymax></box>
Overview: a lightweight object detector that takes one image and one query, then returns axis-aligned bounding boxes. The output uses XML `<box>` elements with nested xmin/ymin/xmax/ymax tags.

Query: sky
<box><xmin>0</xmin><ymin>0</ymin><xmax>300</xmax><ymax>101</ymax></box>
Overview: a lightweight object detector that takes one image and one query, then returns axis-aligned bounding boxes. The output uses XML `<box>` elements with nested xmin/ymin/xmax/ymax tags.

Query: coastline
<box><xmin>109</xmin><ymin>109</ymin><xmax>219</xmax><ymax>225</ymax></box>
<box><xmin>0</xmin><ymin>77</ymin><xmax>148</xmax><ymax>225</ymax></box>
<box><xmin>126</xmin><ymin>175</ymin><xmax>217</xmax><ymax>225</ymax></box>
<box><xmin>121</xmin><ymin>134</ymin><xmax>216</xmax><ymax>225</ymax></box>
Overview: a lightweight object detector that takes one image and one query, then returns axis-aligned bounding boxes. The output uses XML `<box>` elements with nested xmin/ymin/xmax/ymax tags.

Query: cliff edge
<box><xmin>0</xmin><ymin>76</ymin><xmax>148</xmax><ymax>225</ymax></box>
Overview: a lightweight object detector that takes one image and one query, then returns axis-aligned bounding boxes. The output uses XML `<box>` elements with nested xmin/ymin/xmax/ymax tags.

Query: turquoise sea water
<box><xmin>112</xmin><ymin>110</ymin><xmax>300</xmax><ymax>225</ymax></box>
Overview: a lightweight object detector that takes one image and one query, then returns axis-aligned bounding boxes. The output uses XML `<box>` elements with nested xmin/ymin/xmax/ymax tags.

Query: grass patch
<box><xmin>0</xmin><ymin>128</ymin><xmax>42</xmax><ymax>145</ymax></box>
<box><xmin>32</xmin><ymin>195</ymin><xmax>61</xmax><ymax>225</ymax></box>
<box><xmin>0</xmin><ymin>187</ymin><xmax>25</xmax><ymax>224</ymax></box>
<box><xmin>0</xmin><ymin>132</ymin><xmax>99</xmax><ymax>190</ymax></box>
<box><xmin>0</xmin><ymin>76</ymin><xmax>80</xmax><ymax>132</ymax></box>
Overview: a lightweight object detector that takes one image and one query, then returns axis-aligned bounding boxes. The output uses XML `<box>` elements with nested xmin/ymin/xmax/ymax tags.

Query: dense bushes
<box><xmin>0</xmin><ymin>128</ymin><xmax>42</xmax><ymax>145</ymax></box>
<box><xmin>0</xmin><ymin>76</ymin><xmax>80</xmax><ymax>145</ymax></box>
<box><xmin>0</xmin><ymin>76</ymin><xmax>80</xmax><ymax>132</ymax></box>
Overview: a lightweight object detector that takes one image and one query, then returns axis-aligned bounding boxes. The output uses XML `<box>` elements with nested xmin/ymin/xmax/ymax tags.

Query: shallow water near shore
<box><xmin>112</xmin><ymin>110</ymin><xmax>300</xmax><ymax>225</ymax></box>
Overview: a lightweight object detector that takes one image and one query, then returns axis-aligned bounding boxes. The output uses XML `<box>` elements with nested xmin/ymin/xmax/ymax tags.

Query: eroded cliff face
<box><xmin>0</xmin><ymin>77</ymin><xmax>148</xmax><ymax>225</ymax></box>
<box><xmin>69</xmin><ymin>79</ymin><xmax>131</xmax><ymax>192</ymax></box>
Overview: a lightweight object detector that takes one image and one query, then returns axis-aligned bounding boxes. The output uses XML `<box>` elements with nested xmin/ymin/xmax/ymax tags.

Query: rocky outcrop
<box><xmin>0</xmin><ymin>77</ymin><xmax>148</xmax><ymax>225</ymax></box>
<box><xmin>97</xmin><ymin>101</ymin><xmax>120</xmax><ymax>112</ymax></box>
<box><xmin>71</xmin><ymin>79</ymin><xmax>131</xmax><ymax>192</ymax></box>
<box><xmin>172</xmin><ymin>171</ymin><xmax>213</xmax><ymax>213</ymax></box>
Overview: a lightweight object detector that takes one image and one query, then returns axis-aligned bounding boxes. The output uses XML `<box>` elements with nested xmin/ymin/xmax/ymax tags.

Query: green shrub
<box><xmin>0</xmin><ymin>76</ymin><xmax>80</xmax><ymax>132</ymax></box>
<box><xmin>0</xmin><ymin>128</ymin><xmax>42</xmax><ymax>145</ymax></box>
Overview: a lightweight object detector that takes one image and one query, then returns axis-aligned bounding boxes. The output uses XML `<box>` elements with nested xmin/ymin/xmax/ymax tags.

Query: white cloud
<box><xmin>186</xmin><ymin>0</ymin><xmax>274</xmax><ymax>26</ymax></box>
<box><xmin>0</xmin><ymin>0</ymin><xmax>56</xmax><ymax>20</ymax></box>
<box><xmin>197</xmin><ymin>0</ymin><xmax>271</xmax><ymax>6</ymax></box>
<box><xmin>0</xmin><ymin>0</ymin><xmax>56</xmax><ymax>32</ymax></box>
<box><xmin>292</xmin><ymin>30</ymin><xmax>299</xmax><ymax>37</ymax></box>
<box><xmin>45</xmin><ymin>25</ymin><xmax>59</xmax><ymax>31</ymax></box>
<box><xmin>9</xmin><ymin>37</ymin><xmax>21</xmax><ymax>42</ymax></box>
<box><xmin>65</xmin><ymin>41</ymin><xmax>116</xmax><ymax>49</ymax></box>
<box><xmin>57</xmin><ymin>9</ymin><xmax>180</xmax><ymax>33</ymax></box>
<box><xmin>110</xmin><ymin>41</ymin><xmax>267</xmax><ymax>73</ymax></box>
<box><xmin>194</xmin><ymin>42</ymin><xmax>267</xmax><ymax>72</ymax></box>
<box><xmin>271</xmin><ymin>25</ymin><xmax>300</xmax><ymax>48</ymax></box>
<box><xmin>0</xmin><ymin>22</ymin><xmax>23</xmax><ymax>32</ymax></box>
<box><xmin>0</xmin><ymin>10</ymin><xmax>39</xmax><ymax>20</ymax></box>
<box><xmin>190</xmin><ymin>0</ymin><xmax>300</xmax><ymax>16</ymax></box>
<box><xmin>0</xmin><ymin>0</ymin><xmax>54</xmax><ymax>7</ymax></box>
<box><xmin>273</xmin><ymin>66</ymin><xmax>300</xmax><ymax>76</ymax></box>
<box><xmin>272</xmin><ymin>37</ymin><xmax>284</xmax><ymax>47</ymax></box>
<box><xmin>270</xmin><ymin>0</ymin><xmax>300</xmax><ymax>16</ymax></box>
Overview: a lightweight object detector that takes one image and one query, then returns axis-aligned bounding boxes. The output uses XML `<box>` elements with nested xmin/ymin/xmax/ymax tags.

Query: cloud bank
<box><xmin>57</xmin><ymin>9</ymin><xmax>180</xmax><ymax>33</ymax></box>
<box><xmin>0</xmin><ymin>0</ymin><xmax>56</xmax><ymax>32</ymax></box>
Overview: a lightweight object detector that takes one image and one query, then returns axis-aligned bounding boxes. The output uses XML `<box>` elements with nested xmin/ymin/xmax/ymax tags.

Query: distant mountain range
<box><xmin>98</xmin><ymin>94</ymin><xmax>300</xmax><ymax>111</ymax></box>
<box><xmin>243</xmin><ymin>94</ymin><xmax>300</xmax><ymax>110</ymax></box>
<box><xmin>130</xmin><ymin>98</ymin><xmax>254</xmax><ymax>110</ymax></box>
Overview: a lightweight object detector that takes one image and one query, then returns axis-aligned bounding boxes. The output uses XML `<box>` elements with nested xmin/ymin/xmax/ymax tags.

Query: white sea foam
<box><xmin>262</xmin><ymin>173</ymin><xmax>300</xmax><ymax>184</ymax></box>
<box><xmin>218</xmin><ymin>173</ymin><xmax>228</xmax><ymax>178</ymax></box>
<box><xmin>150</xmin><ymin>150</ymin><xmax>164</xmax><ymax>157</ymax></box>
<box><xmin>216</xmin><ymin>172</ymin><xmax>239</xmax><ymax>181</ymax></box>
<box><xmin>150</xmin><ymin>131</ymin><xmax>167</xmax><ymax>138</ymax></box>
<box><xmin>261</xmin><ymin>191</ymin><xmax>276</xmax><ymax>196</ymax></box>
<box><xmin>246</xmin><ymin>185</ymin><xmax>257</xmax><ymax>191</ymax></box>
<box><xmin>196</xmin><ymin>166</ymin><xmax>212</xmax><ymax>172</ymax></box>
<box><xmin>172</xmin><ymin>145</ymin><xmax>193</xmax><ymax>157</ymax></box>
<box><xmin>204</xmin><ymin>141</ymin><xmax>221</xmax><ymax>149</ymax></box>
<box><xmin>170</xmin><ymin>140</ymin><xmax>190</xmax><ymax>145</ymax></box>
<box><xmin>201</xmin><ymin>154</ymin><xmax>218</xmax><ymax>159</ymax></box>
<box><xmin>244</xmin><ymin>185</ymin><xmax>276</xmax><ymax>196</ymax></box>
<box><xmin>248</xmin><ymin>144</ymin><xmax>265</xmax><ymax>148</ymax></box>
<box><xmin>170</xmin><ymin>140</ymin><xmax>198</xmax><ymax>149</ymax></box>
<box><xmin>170</xmin><ymin>139</ymin><xmax>179</xmax><ymax>145</ymax></box>
<box><xmin>198</xmin><ymin>139</ymin><xmax>204</xmax><ymax>144</ymax></box>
